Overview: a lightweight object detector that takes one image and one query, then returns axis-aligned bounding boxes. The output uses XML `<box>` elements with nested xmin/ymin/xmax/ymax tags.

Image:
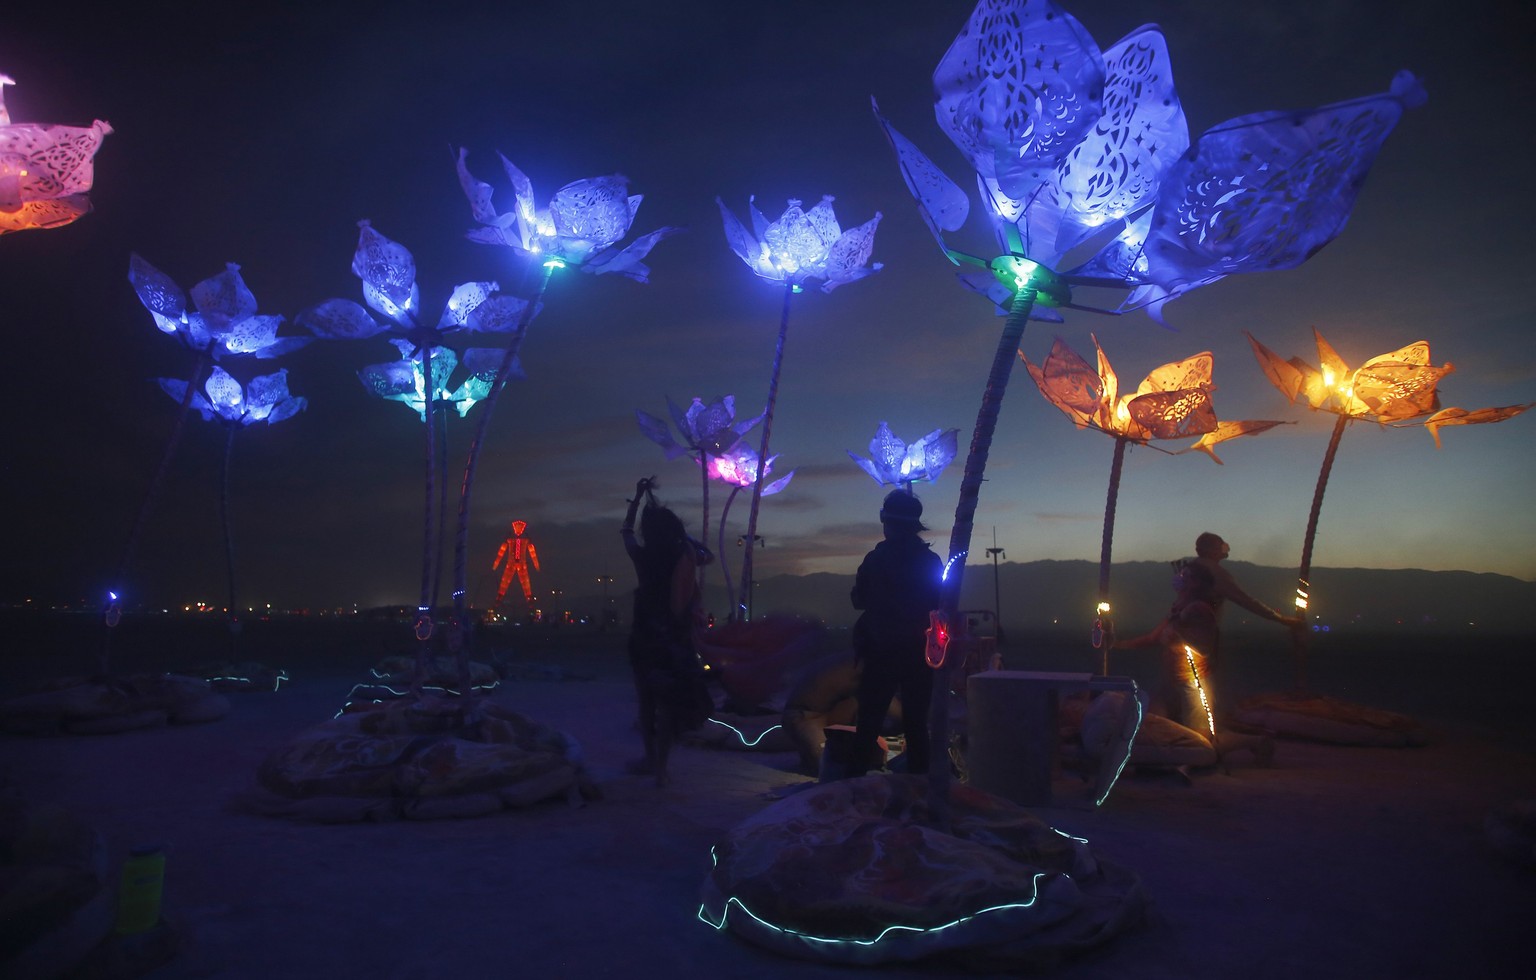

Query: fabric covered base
<box><xmin>1229</xmin><ymin>693</ymin><xmax>1427</xmax><ymax>747</ymax></box>
<box><xmin>0</xmin><ymin>673</ymin><xmax>231</xmax><ymax>736</ymax></box>
<box><xmin>699</xmin><ymin>774</ymin><xmax>1146</xmax><ymax>969</ymax></box>
<box><xmin>236</xmin><ymin>695</ymin><xmax>596</xmax><ymax>822</ymax></box>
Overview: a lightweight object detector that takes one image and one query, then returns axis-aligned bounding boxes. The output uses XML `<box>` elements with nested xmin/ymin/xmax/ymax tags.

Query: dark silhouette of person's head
<box><xmin>878</xmin><ymin>489</ymin><xmax>927</xmax><ymax>536</ymax></box>
<box><xmin>634</xmin><ymin>494</ymin><xmax>689</xmax><ymax>590</ymax></box>
<box><xmin>1195</xmin><ymin>531</ymin><xmax>1229</xmax><ymax>561</ymax></box>
<box><xmin>639</xmin><ymin>496</ymin><xmax>686</xmax><ymax>554</ymax></box>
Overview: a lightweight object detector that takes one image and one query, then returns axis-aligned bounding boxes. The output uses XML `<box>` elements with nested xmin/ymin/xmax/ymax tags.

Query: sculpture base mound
<box><xmin>237</xmin><ymin>695</ymin><xmax>597</xmax><ymax>822</ymax></box>
<box><xmin>1229</xmin><ymin>692</ymin><xmax>1427</xmax><ymax>746</ymax></box>
<box><xmin>700</xmin><ymin>774</ymin><xmax>1146</xmax><ymax>969</ymax></box>
<box><xmin>0</xmin><ymin>673</ymin><xmax>231</xmax><ymax>736</ymax></box>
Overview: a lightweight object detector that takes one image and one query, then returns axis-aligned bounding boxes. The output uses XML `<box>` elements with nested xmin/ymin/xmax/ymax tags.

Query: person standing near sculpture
<box><xmin>620</xmin><ymin>477</ymin><xmax>714</xmax><ymax>787</ymax></box>
<box><xmin>1114</xmin><ymin>560</ymin><xmax>1222</xmax><ymax>729</ymax></box>
<box><xmin>1190</xmin><ymin>532</ymin><xmax>1305</xmax><ymax>661</ymax></box>
<box><xmin>847</xmin><ymin>490</ymin><xmax>943</xmax><ymax>777</ymax></box>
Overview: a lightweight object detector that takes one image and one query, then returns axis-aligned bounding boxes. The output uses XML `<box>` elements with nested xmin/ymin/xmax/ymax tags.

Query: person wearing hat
<box><xmin>846</xmin><ymin>489</ymin><xmax>944</xmax><ymax>777</ymax></box>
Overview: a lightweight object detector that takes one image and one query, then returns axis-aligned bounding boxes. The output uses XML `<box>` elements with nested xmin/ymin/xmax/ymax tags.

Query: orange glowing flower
<box><xmin>1247</xmin><ymin>329</ymin><xmax>1531</xmax><ymax>447</ymax></box>
<box><xmin>1022</xmin><ymin>335</ymin><xmax>1285</xmax><ymax>462</ymax></box>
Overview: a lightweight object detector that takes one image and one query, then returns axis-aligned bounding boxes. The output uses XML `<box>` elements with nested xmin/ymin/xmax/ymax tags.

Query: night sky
<box><xmin>3</xmin><ymin>0</ymin><xmax>1532</xmax><ymax>614</ymax></box>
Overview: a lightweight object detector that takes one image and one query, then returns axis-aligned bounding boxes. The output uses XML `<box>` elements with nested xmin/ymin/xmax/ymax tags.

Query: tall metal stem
<box><xmin>1097</xmin><ymin>435</ymin><xmax>1129</xmax><ymax>673</ymax></box>
<box><xmin>699</xmin><ymin>450</ymin><xmax>711</xmax><ymax>599</ymax></box>
<box><xmin>738</xmin><ymin>282</ymin><xmax>794</xmax><ymax>620</ymax></box>
<box><xmin>928</xmin><ymin>285</ymin><xmax>1037</xmax><ymax>827</ymax></box>
<box><xmin>449</xmin><ymin>263</ymin><xmax>555</xmax><ymax>690</ymax></box>
<box><xmin>103</xmin><ymin>350</ymin><xmax>211</xmax><ymax>673</ymax></box>
<box><xmin>1294</xmin><ymin>413</ymin><xmax>1350</xmax><ymax>691</ymax></box>
<box><xmin>717</xmin><ymin>486</ymin><xmax>742</xmax><ymax>615</ymax></box>
<box><xmin>220</xmin><ymin>423</ymin><xmax>240</xmax><ymax>656</ymax></box>
<box><xmin>413</xmin><ymin>341</ymin><xmax>438</xmax><ymax>697</ymax></box>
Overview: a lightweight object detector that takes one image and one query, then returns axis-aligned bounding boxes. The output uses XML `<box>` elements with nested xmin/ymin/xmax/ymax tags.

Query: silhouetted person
<box><xmin>1115</xmin><ymin>555</ymin><xmax>1275</xmax><ymax>765</ymax></box>
<box><xmin>847</xmin><ymin>490</ymin><xmax>942</xmax><ymax>777</ymax></box>
<box><xmin>621</xmin><ymin>477</ymin><xmax>713</xmax><ymax>787</ymax></box>
<box><xmin>1191</xmin><ymin>532</ymin><xmax>1304</xmax><ymax>663</ymax></box>
<box><xmin>1115</xmin><ymin>561</ymin><xmax>1221</xmax><ymax>729</ymax></box>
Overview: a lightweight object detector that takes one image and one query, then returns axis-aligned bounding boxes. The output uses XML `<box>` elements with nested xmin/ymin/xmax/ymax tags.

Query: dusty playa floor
<box><xmin>4</xmin><ymin>628</ymin><xmax>1533</xmax><ymax>979</ymax></box>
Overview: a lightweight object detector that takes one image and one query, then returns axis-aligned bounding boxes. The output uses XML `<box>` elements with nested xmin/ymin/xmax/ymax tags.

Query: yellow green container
<box><xmin>115</xmin><ymin>844</ymin><xmax>166</xmax><ymax>934</ymax></box>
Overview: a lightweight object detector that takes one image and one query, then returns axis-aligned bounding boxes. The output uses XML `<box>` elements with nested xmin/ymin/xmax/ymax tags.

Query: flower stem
<box><xmin>928</xmin><ymin>284</ymin><xmax>1037</xmax><ymax>829</ymax></box>
<box><xmin>1097</xmin><ymin>435</ymin><xmax>1129</xmax><ymax>672</ymax></box>
<box><xmin>738</xmin><ymin>281</ymin><xmax>794</xmax><ymax>621</ymax></box>
<box><xmin>1294</xmin><ymin>413</ymin><xmax>1350</xmax><ymax>691</ymax></box>
<box><xmin>449</xmin><ymin>262</ymin><xmax>555</xmax><ymax>690</ymax></box>
<box><xmin>103</xmin><ymin>350</ymin><xmax>211</xmax><ymax>673</ymax></box>
<box><xmin>220</xmin><ymin>423</ymin><xmax>240</xmax><ymax>657</ymax></box>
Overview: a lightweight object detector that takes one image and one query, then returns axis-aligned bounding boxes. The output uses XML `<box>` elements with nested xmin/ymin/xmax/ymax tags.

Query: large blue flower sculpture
<box><xmin>157</xmin><ymin>366</ymin><xmax>306</xmax><ymax>426</ymax></box>
<box><xmin>129</xmin><ymin>256</ymin><xmax>309</xmax><ymax>360</ymax></box>
<box><xmin>359</xmin><ymin>340</ymin><xmax>511</xmax><ymax>420</ymax></box>
<box><xmin>848</xmin><ymin>422</ymin><xmax>959</xmax><ymax>490</ymax></box>
<box><xmin>298</xmin><ymin>221</ymin><xmax>532</xmax><ymax>349</ymax></box>
<box><xmin>718</xmin><ymin>196</ymin><xmax>882</xmax><ymax>291</ymax></box>
<box><xmin>455</xmin><ymin>149</ymin><xmax>677</xmax><ymax>280</ymax></box>
<box><xmin>637</xmin><ymin>395</ymin><xmax>764</xmax><ymax>461</ymax></box>
<box><xmin>876</xmin><ymin>0</ymin><xmax>1425</xmax><ymax>323</ymax></box>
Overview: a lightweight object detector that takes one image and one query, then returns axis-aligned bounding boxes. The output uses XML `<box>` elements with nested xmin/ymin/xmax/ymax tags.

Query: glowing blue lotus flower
<box><xmin>718</xmin><ymin>196</ymin><xmax>883</xmax><ymax>291</ymax></box>
<box><xmin>637</xmin><ymin>395</ymin><xmax>764</xmax><ymax>461</ymax></box>
<box><xmin>129</xmin><ymin>256</ymin><xmax>309</xmax><ymax>360</ymax></box>
<box><xmin>359</xmin><ymin>339</ymin><xmax>514</xmax><ymax>420</ymax></box>
<box><xmin>848</xmin><ymin>422</ymin><xmax>959</xmax><ymax>489</ymax></box>
<box><xmin>455</xmin><ymin>149</ymin><xmax>678</xmax><ymax>280</ymax></box>
<box><xmin>157</xmin><ymin>366</ymin><xmax>306</xmax><ymax>426</ymax></box>
<box><xmin>875</xmin><ymin>0</ymin><xmax>1424</xmax><ymax>322</ymax></box>
<box><xmin>298</xmin><ymin>221</ymin><xmax>534</xmax><ymax>347</ymax></box>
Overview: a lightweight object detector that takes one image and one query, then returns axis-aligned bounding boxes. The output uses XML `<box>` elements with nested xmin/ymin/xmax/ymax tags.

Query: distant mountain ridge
<box><xmin>711</xmin><ymin>560</ymin><xmax>1536</xmax><ymax>634</ymax></box>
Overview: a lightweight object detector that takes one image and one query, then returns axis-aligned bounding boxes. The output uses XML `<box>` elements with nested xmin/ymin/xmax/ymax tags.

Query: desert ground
<box><xmin>3</xmin><ymin>615</ymin><xmax>1533</xmax><ymax>979</ymax></box>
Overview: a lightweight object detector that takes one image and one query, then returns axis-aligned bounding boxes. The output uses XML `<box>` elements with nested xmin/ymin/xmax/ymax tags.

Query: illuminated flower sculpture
<box><xmin>448</xmin><ymin>151</ymin><xmax>677</xmax><ymax>650</ymax></box>
<box><xmin>719</xmin><ymin>195</ymin><xmax>882</xmax><ymax>620</ymax></box>
<box><xmin>1248</xmin><ymin>328</ymin><xmax>1531</xmax><ymax>684</ymax></box>
<box><xmin>848</xmin><ymin>422</ymin><xmax>959</xmax><ymax>493</ymax></box>
<box><xmin>456</xmin><ymin>149</ymin><xmax>677</xmax><ymax>280</ymax></box>
<box><xmin>866</xmin><ymin>0</ymin><xmax>1422</xmax><ymax>821</ymax></box>
<box><xmin>109</xmin><ymin>258</ymin><xmax>307</xmax><ymax>645</ymax></box>
<box><xmin>1023</xmin><ymin>336</ymin><xmax>1284</xmax><ymax>663</ymax></box>
<box><xmin>0</xmin><ymin>73</ymin><xmax>111</xmax><ymax>234</ymax></box>
<box><xmin>155</xmin><ymin>367</ymin><xmax>306</xmax><ymax>636</ymax></box>
<box><xmin>300</xmin><ymin>222</ymin><xmax>531</xmax><ymax>680</ymax></box>
<box><xmin>637</xmin><ymin>395</ymin><xmax>764</xmax><ymax>593</ymax></box>
<box><xmin>705</xmin><ymin>443</ymin><xmax>795</xmax><ymax>619</ymax></box>
<box><xmin>360</xmin><ymin>340</ymin><xmax>511</xmax><ymax>420</ymax></box>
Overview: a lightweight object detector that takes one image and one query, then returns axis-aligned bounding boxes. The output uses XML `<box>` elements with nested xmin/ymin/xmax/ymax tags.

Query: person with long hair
<box><xmin>620</xmin><ymin>476</ymin><xmax>714</xmax><ymax>786</ymax></box>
